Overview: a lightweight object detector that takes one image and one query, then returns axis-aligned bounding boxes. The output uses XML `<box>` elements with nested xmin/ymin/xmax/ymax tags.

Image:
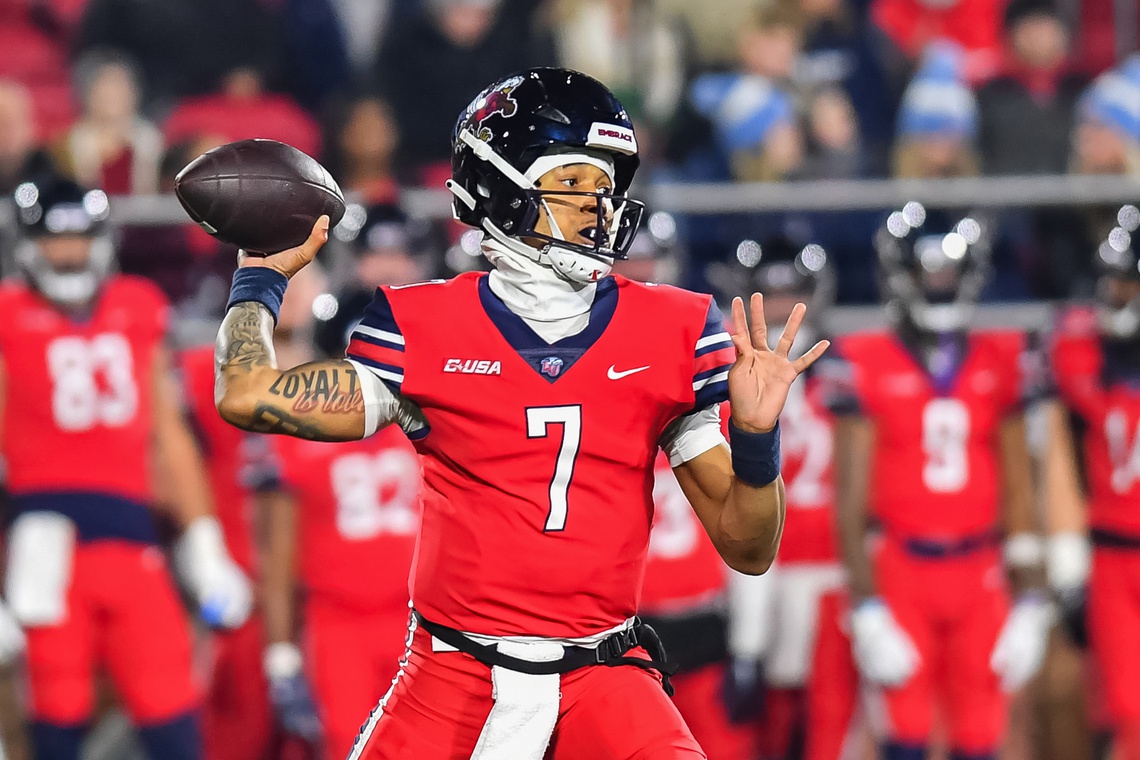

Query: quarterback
<box><xmin>213</xmin><ymin>68</ymin><xmax>826</xmax><ymax>759</ymax></box>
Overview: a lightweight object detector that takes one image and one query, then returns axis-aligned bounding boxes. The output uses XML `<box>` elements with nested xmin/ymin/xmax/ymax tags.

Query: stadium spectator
<box><xmin>685</xmin><ymin>5</ymin><xmax>806</xmax><ymax>182</ymax></box>
<box><xmin>164</xmin><ymin>67</ymin><xmax>322</xmax><ymax>159</ymax></box>
<box><xmin>800</xmin><ymin>87</ymin><xmax>864</xmax><ymax>179</ymax></box>
<box><xmin>325</xmin><ymin>96</ymin><xmax>400</xmax><ymax>205</ymax></box>
<box><xmin>78</xmin><ymin>0</ymin><xmax>283</xmax><ymax>109</ymax></box>
<box><xmin>1071</xmin><ymin>0</ymin><xmax>1140</xmax><ymax>77</ymax></box>
<box><xmin>279</xmin><ymin>0</ymin><xmax>352</xmax><ymax>112</ymax></box>
<box><xmin>871</xmin><ymin>0</ymin><xmax>1004</xmax><ymax>81</ymax></box>
<box><xmin>0</xmin><ymin>79</ymin><xmax>55</xmax><ymax>195</ymax></box>
<box><xmin>891</xmin><ymin>42</ymin><xmax>980</xmax><ymax>179</ymax></box>
<box><xmin>328</xmin><ymin>0</ymin><xmax>392</xmax><ymax>72</ymax></box>
<box><xmin>796</xmin><ymin>0</ymin><xmax>897</xmax><ymax>173</ymax></box>
<box><xmin>551</xmin><ymin>0</ymin><xmax>687</xmax><ymax>129</ymax></box>
<box><xmin>976</xmin><ymin>0</ymin><xmax>1087</xmax><ymax>176</ymax></box>
<box><xmin>60</xmin><ymin>50</ymin><xmax>162</xmax><ymax>195</ymax></box>
<box><xmin>1070</xmin><ymin>54</ymin><xmax>1140</xmax><ymax>177</ymax></box>
<box><xmin>373</xmin><ymin>0</ymin><xmax>554</xmax><ymax>181</ymax></box>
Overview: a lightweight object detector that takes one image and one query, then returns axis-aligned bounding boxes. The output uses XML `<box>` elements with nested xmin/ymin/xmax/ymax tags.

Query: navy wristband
<box><xmin>227</xmin><ymin>268</ymin><xmax>288</xmax><ymax>325</ymax></box>
<box><xmin>729</xmin><ymin>420</ymin><xmax>781</xmax><ymax>487</ymax></box>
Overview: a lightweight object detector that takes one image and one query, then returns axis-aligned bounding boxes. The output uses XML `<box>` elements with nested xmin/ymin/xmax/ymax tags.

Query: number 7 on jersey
<box><xmin>526</xmin><ymin>405</ymin><xmax>582</xmax><ymax>532</ymax></box>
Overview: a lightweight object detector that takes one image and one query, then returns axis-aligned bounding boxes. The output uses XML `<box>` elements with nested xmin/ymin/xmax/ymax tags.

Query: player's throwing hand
<box><xmin>238</xmin><ymin>215</ymin><xmax>331</xmax><ymax>279</ymax></box>
<box><xmin>728</xmin><ymin>294</ymin><xmax>830</xmax><ymax>433</ymax></box>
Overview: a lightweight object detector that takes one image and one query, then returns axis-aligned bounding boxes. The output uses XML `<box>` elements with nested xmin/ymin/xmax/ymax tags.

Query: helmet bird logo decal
<box><xmin>466</xmin><ymin>75</ymin><xmax>524</xmax><ymax>141</ymax></box>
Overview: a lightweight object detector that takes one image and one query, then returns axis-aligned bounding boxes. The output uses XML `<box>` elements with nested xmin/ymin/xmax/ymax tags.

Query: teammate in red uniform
<box><xmin>0</xmin><ymin>177</ymin><xmax>252</xmax><ymax>760</ymax></box>
<box><xmin>828</xmin><ymin>205</ymin><xmax>1052</xmax><ymax>759</ymax></box>
<box><xmin>180</xmin><ymin>342</ymin><xmax>275</xmax><ymax>760</ymax></box>
<box><xmin>258</xmin><ymin>213</ymin><xmax>426</xmax><ymax>760</ymax></box>
<box><xmin>1048</xmin><ymin>205</ymin><xmax>1140</xmax><ymax>760</ymax></box>
<box><xmin>211</xmin><ymin>68</ymin><xmax>829</xmax><ymax>759</ymax></box>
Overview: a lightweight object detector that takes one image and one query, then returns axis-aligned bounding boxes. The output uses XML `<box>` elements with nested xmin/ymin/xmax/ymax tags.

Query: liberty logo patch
<box><xmin>540</xmin><ymin>356</ymin><xmax>564</xmax><ymax>378</ymax></box>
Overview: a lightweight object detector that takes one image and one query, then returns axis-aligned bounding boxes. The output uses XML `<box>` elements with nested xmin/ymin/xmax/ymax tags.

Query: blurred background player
<box><xmin>624</xmin><ymin>215</ymin><xmax>764</xmax><ymax>760</ymax></box>
<box><xmin>259</xmin><ymin>216</ymin><xmax>424</xmax><ymax>760</ymax></box>
<box><xmin>827</xmin><ymin>203</ymin><xmax>1052</xmax><ymax>759</ymax></box>
<box><xmin>709</xmin><ymin>232</ymin><xmax>845</xmax><ymax>760</ymax></box>
<box><xmin>179</xmin><ymin>328</ymin><xmax>275</xmax><ymax>758</ymax></box>
<box><xmin>1048</xmin><ymin>204</ymin><xmax>1140</xmax><ymax>760</ymax></box>
<box><xmin>0</xmin><ymin>176</ymin><xmax>252</xmax><ymax>760</ymax></box>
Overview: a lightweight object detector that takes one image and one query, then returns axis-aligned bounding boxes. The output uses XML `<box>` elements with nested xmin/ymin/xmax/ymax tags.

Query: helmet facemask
<box><xmin>876</xmin><ymin>203</ymin><xmax>991</xmax><ymax>334</ymax></box>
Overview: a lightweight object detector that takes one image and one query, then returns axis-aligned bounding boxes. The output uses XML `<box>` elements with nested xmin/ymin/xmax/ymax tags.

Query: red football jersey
<box><xmin>0</xmin><ymin>277</ymin><xmax>166</xmax><ymax>502</ymax></box>
<box><xmin>779</xmin><ymin>374</ymin><xmax>839</xmax><ymax>564</ymax></box>
<box><xmin>346</xmin><ymin>273</ymin><xmax>735</xmax><ymax>637</ymax></box>
<box><xmin>829</xmin><ymin>330</ymin><xmax>1029</xmax><ymax>540</ymax></box>
<box><xmin>1052</xmin><ymin>308</ymin><xmax>1140</xmax><ymax>534</ymax></box>
<box><xmin>640</xmin><ymin>452</ymin><xmax>727</xmax><ymax>614</ymax></box>
<box><xmin>271</xmin><ymin>426</ymin><xmax>421</xmax><ymax>611</ymax></box>
<box><xmin>180</xmin><ymin>345</ymin><xmax>258</xmax><ymax>573</ymax></box>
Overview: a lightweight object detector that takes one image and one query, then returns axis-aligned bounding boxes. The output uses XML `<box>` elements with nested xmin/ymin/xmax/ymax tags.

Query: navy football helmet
<box><xmin>876</xmin><ymin>202</ymin><xmax>991</xmax><ymax>333</ymax></box>
<box><xmin>448</xmin><ymin>68</ymin><xmax>645</xmax><ymax>282</ymax></box>
<box><xmin>13</xmin><ymin>176</ymin><xmax>115</xmax><ymax>308</ymax></box>
<box><xmin>1095</xmin><ymin>204</ymin><xmax>1140</xmax><ymax>338</ymax></box>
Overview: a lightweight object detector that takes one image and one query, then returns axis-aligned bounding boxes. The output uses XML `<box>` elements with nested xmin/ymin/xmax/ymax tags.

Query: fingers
<box><xmin>775</xmin><ymin>303</ymin><xmax>807</xmax><ymax>358</ymax></box>
<box><xmin>791</xmin><ymin>339</ymin><xmax>831</xmax><ymax>374</ymax></box>
<box><xmin>749</xmin><ymin>293</ymin><xmax>769</xmax><ymax>352</ymax></box>
<box><xmin>301</xmin><ymin>215</ymin><xmax>331</xmax><ymax>258</ymax></box>
<box><xmin>730</xmin><ymin>297</ymin><xmax>752</xmax><ymax>357</ymax></box>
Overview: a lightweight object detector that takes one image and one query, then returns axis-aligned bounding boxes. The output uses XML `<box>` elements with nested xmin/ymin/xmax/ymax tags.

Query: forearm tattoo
<box><xmin>216</xmin><ymin>302</ymin><xmax>365</xmax><ymax>439</ymax></box>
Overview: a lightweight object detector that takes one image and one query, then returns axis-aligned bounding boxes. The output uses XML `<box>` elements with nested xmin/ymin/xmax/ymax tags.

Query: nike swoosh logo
<box><xmin>608</xmin><ymin>364</ymin><xmax>651</xmax><ymax>380</ymax></box>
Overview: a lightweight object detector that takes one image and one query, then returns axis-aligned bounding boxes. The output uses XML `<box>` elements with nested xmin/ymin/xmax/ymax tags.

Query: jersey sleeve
<box><xmin>814</xmin><ymin>340</ymin><xmax>863</xmax><ymax>416</ymax></box>
<box><xmin>345</xmin><ymin>288</ymin><xmax>406</xmax><ymax>394</ymax></box>
<box><xmin>691</xmin><ymin>300</ymin><xmax>735</xmax><ymax>410</ymax></box>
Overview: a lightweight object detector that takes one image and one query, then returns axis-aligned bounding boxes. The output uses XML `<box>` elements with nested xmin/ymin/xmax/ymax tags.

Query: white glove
<box><xmin>990</xmin><ymin>594</ymin><xmax>1055</xmax><ymax>692</ymax></box>
<box><xmin>174</xmin><ymin>517</ymin><xmax>253</xmax><ymax>629</ymax></box>
<box><xmin>0</xmin><ymin>600</ymin><xmax>26</xmax><ymax>664</ymax></box>
<box><xmin>849</xmin><ymin>598</ymin><xmax>920</xmax><ymax>687</ymax></box>
<box><xmin>1046</xmin><ymin>532</ymin><xmax>1091</xmax><ymax>595</ymax></box>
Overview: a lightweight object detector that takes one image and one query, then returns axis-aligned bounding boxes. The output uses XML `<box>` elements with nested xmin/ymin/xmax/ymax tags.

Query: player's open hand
<box><xmin>728</xmin><ymin>294</ymin><xmax>829</xmax><ymax>433</ymax></box>
<box><xmin>238</xmin><ymin>215</ymin><xmax>330</xmax><ymax>279</ymax></box>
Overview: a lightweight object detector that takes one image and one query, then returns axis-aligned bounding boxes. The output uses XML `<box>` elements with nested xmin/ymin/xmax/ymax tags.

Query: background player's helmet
<box><xmin>707</xmin><ymin>231</ymin><xmax>836</xmax><ymax>329</ymax></box>
<box><xmin>448</xmin><ymin>67</ymin><xmax>645</xmax><ymax>283</ymax></box>
<box><xmin>12</xmin><ymin>176</ymin><xmax>115</xmax><ymax>308</ymax></box>
<box><xmin>875</xmin><ymin>202</ymin><xmax>991</xmax><ymax>333</ymax></box>
<box><xmin>1095</xmin><ymin>204</ymin><xmax>1140</xmax><ymax>338</ymax></box>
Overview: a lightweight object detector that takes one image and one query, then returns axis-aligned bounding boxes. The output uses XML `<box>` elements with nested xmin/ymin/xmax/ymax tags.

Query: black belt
<box><xmin>637</xmin><ymin>609</ymin><xmax>727</xmax><ymax>674</ymax></box>
<box><xmin>414</xmin><ymin>611</ymin><xmax>678</xmax><ymax>696</ymax></box>
<box><xmin>1091</xmin><ymin>528</ymin><xmax>1140</xmax><ymax>549</ymax></box>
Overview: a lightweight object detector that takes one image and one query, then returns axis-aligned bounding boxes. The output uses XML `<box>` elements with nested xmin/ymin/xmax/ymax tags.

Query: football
<box><xmin>174</xmin><ymin>139</ymin><xmax>346</xmax><ymax>254</ymax></box>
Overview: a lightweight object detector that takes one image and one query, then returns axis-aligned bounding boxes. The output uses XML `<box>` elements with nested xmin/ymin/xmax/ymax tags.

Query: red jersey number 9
<box><xmin>46</xmin><ymin>334</ymin><xmax>138</xmax><ymax>432</ymax></box>
<box><xmin>921</xmin><ymin>398</ymin><xmax>970</xmax><ymax>493</ymax></box>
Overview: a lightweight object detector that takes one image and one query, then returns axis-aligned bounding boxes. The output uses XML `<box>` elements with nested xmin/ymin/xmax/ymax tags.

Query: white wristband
<box><xmin>1003</xmin><ymin>533</ymin><xmax>1045</xmax><ymax>569</ymax></box>
<box><xmin>264</xmin><ymin>641</ymin><xmax>304</xmax><ymax>680</ymax></box>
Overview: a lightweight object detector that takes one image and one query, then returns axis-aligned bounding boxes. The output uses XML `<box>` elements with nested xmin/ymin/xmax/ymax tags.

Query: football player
<box><xmin>0</xmin><ymin>176</ymin><xmax>252</xmax><ymax>760</ymax></box>
<box><xmin>179</xmin><ymin>347</ymin><xmax>274</xmax><ymax>760</ymax></box>
<box><xmin>715</xmin><ymin>235</ymin><xmax>845</xmax><ymax>760</ymax></box>
<box><xmin>827</xmin><ymin>204</ymin><xmax>1052</xmax><ymax>759</ymax></box>
<box><xmin>212</xmin><ymin>68</ymin><xmax>827</xmax><ymax>759</ymax></box>
<box><xmin>1048</xmin><ymin>204</ymin><xmax>1140</xmax><ymax>760</ymax></box>
<box><xmin>258</xmin><ymin>239</ymin><xmax>423</xmax><ymax>760</ymax></box>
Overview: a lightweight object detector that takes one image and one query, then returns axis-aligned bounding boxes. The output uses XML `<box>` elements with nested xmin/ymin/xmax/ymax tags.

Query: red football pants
<box><xmin>875</xmin><ymin>540</ymin><xmax>1009</xmax><ymax>752</ymax></box>
<box><xmin>1088</xmin><ymin>548</ymin><xmax>1140</xmax><ymax>760</ymax></box>
<box><xmin>348</xmin><ymin>619</ymin><xmax>706</xmax><ymax>759</ymax></box>
<box><xmin>669</xmin><ymin>663</ymin><xmax>760</xmax><ymax>760</ymax></box>
<box><xmin>25</xmin><ymin>542</ymin><xmax>199</xmax><ymax>724</ymax></box>
<box><xmin>804</xmin><ymin>591</ymin><xmax>861</xmax><ymax>760</ymax></box>
<box><xmin>204</xmin><ymin>615</ymin><xmax>273</xmax><ymax>760</ymax></box>
<box><xmin>305</xmin><ymin>598</ymin><xmax>411</xmax><ymax>760</ymax></box>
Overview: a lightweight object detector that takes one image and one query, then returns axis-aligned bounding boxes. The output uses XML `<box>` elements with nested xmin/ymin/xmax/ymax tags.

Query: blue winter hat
<box><xmin>690</xmin><ymin>73</ymin><xmax>795</xmax><ymax>152</ymax></box>
<box><xmin>897</xmin><ymin>41</ymin><xmax>978</xmax><ymax>140</ymax></box>
<box><xmin>1079</xmin><ymin>54</ymin><xmax>1140</xmax><ymax>142</ymax></box>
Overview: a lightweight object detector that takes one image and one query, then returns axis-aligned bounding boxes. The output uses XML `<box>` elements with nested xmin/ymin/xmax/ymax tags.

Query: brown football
<box><xmin>174</xmin><ymin>139</ymin><xmax>346</xmax><ymax>254</ymax></box>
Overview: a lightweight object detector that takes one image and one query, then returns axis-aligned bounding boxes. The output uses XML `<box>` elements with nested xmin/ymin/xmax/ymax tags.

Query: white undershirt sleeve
<box><xmin>659</xmin><ymin>404</ymin><xmax>727</xmax><ymax>466</ymax></box>
<box><xmin>346</xmin><ymin>359</ymin><xmax>429</xmax><ymax>439</ymax></box>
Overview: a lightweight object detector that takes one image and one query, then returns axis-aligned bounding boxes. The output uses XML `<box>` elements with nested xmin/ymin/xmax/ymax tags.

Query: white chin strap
<box><xmin>911</xmin><ymin>302</ymin><xmax>972</xmax><ymax>333</ymax></box>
